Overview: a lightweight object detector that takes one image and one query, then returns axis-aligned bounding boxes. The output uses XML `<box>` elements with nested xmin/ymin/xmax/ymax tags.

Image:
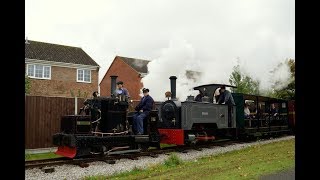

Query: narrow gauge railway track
<box><xmin>25</xmin><ymin>157</ymin><xmax>73</xmax><ymax>169</ymax></box>
<box><xmin>25</xmin><ymin>138</ymin><xmax>255</xmax><ymax>169</ymax></box>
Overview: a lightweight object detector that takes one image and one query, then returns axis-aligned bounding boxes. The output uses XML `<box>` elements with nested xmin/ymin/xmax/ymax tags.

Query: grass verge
<box><xmin>25</xmin><ymin>152</ymin><xmax>62</xmax><ymax>161</ymax></box>
<box><xmin>84</xmin><ymin>139</ymin><xmax>294</xmax><ymax>180</ymax></box>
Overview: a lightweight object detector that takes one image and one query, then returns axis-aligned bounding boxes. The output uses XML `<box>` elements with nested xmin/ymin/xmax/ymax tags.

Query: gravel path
<box><xmin>25</xmin><ymin>135</ymin><xmax>295</xmax><ymax>180</ymax></box>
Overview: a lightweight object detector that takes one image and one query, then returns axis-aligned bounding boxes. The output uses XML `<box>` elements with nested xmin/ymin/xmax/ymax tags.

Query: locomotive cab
<box><xmin>157</xmin><ymin>76</ymin><xmax>238</xmax><ymax>146</ymax></box>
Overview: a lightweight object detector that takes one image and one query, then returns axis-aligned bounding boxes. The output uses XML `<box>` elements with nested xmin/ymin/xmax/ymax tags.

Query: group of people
<box><xmin>244</xmin><ymin>102</ymin><xmax>279</xmax><ymax>119</ymax></box>
<box><xmin>90</xmin><ymin>81</ymin><xmax>153</xmax><ymax>135</ymax></box>
<box><xmin>114</xmin><ymin>81</ymin><xmax>154</xmax><ymax>135</ymax></box>
<box><xmin>97</xmin><ymin>81</ymin><xmax>280</xmax><ymax>133</ymax></box>
<box><xmin>195</xmin><ymin>85</ymin><xmax>235</xmax><ymax>127</ymax></box>
<box><xmin>195</xmin><ymin>85</ymin><xmax>235</xmax><ymax>106</ymax></box>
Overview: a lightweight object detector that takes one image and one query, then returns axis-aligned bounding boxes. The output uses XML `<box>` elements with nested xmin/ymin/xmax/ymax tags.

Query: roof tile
<box><xmin>25</xmin><ymin>40</ymin><xmax>99</xmax><ymax>66</ymax></box>
<box><xmin>119</xmin><ymin>56</ymin><xmax>150</xmax><ymax>73</ymax></box>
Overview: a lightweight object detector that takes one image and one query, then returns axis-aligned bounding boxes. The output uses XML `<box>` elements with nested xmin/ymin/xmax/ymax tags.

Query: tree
<box><xmin>270</xmin><ymin>59</ymin><xmax>295</xmax><ymax>100</ymax></box>
<box><xmin>70</xmin><ymin>89</ymin><xmax>89</xmax><ymax>98</ymax></box>
<box><xmin>25</xmin><ymin>75</ymin><xmax>31</xmax><ymax>94</ymax></box>
<box><xmin>229</xmin><ymin>64</ymin><xmax>260</xmax><ymax>95</ymax></box>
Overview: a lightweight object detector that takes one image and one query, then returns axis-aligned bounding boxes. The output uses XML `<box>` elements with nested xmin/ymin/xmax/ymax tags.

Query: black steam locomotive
<box><xmin>52</xmin><ymin>75</ymin><xmax>295</xmax><ymax>158</ymax></box>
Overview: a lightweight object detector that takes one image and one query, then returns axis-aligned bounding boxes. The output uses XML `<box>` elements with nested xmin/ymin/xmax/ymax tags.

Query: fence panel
<box><xmin>25</xmin><ymin>95</ymin><xmax>84</xmax><ymax>149</ymax></box>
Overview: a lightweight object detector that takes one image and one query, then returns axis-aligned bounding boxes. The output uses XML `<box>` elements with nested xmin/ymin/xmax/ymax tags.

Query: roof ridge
<box><xmin>27</xmin><ymin>40</ymin><xmax>82</xmax><ymax>49</ymax></box>
<box><xmin>117</xmin><ymin>55</ymin><xmax>151</xmax><ymax>62</ymax></box>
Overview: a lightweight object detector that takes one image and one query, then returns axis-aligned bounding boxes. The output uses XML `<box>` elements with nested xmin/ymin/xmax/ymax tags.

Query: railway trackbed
<box><xmin>25</xmin><ymin>138</ymin><xmax>245</xmax><ymax>169</ymax></box>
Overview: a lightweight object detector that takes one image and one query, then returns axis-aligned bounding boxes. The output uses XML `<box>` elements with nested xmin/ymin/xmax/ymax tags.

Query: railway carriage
<box><xmin>232</xmin><ymin>93</ymin><xmax>292</xmax><ymax>138</ymax></box>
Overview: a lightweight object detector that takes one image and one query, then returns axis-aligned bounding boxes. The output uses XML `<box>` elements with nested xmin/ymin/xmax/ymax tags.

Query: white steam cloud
<box><xmin>269</xmin><ymin>62</ymin><xmax>292</xmax><ymax>91</ymax></box>
<box><xmin>142</xmin><ymin>39</ymin><xmax>293</xmax><ymax>101</ymax></box>
<box><xmin>142</xmin><ymin>38</ymin><xmax>201</xmax><ymax>101</ymax></box>
<box><xmin>142</xmin><ymin>38</ymin><xmax>238</xmax><ymax>101</ymax></box>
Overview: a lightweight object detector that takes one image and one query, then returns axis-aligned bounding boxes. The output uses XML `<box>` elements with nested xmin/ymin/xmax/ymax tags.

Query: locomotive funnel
<box><xmin>110</xmin><ymin>75</ymin><xmax>118</xmax><ymax>96</ymax></box>
<box><xmin>169</xmin><ymin>76</ymin><xmax>177</xmax><ymax>100</ymax></box>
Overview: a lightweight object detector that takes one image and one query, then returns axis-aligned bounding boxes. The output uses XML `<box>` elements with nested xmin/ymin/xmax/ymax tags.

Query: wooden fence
<box><xmin>25</xmin><ymin>95</ymin><xmax>85</xmax><ymax>149</ymax></box>
<box><xmin>25</xmin><ymin>95</ymin><xmax>145</xmax><ymax>149</ymax></box>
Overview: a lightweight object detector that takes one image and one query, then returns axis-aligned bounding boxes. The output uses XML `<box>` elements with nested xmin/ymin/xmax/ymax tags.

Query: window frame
<box><xmin>77</xmin><ymin>69</ymin><xmax>91</xmax><ymax>83</ymax></box>
<box><xmin>26</xmin><ymin>64</ymin><xmax>51</xmax><ymax>80</ymax></box>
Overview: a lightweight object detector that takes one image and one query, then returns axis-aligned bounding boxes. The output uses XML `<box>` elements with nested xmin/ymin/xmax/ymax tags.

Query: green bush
<box><xmin>25</xmin><ymin>75</ymin><xmax>31</xmax><ymax>94</ymax></box>
<box><xmin>164</xmin><ymin>153</ymin><xmax>183</xmax><ymax>167</ymax></box>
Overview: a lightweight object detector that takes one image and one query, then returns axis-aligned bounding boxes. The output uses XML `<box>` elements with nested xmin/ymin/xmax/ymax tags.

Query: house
<box><xmin>25</xmin><ymin>40</ymin><xmax>100</xmax><ymax>97</ymax></box>
<box><xmin>100</xmin><ymin>56</ymin><xmax>150</xmax><ymax>100</ymax></box>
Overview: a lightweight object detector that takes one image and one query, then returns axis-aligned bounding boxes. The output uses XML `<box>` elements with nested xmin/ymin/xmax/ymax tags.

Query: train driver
<box><xmin>217</xmin><ymin>86</ymin><xmax>235</xmax><ymax>106</ymax></box>
<box><xmin>218</xmin><ymin>85</ymin><xmax>235</xmax><ymax>127</ymax></box>
<box><xmin>195</xmin><ymin>90</ymin><xmax>204</xmax><ymax>102</ymax></box>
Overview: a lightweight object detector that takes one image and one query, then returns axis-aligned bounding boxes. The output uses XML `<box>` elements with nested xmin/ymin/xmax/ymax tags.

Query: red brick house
<box><xmin>100</xmin><ymin>56</ymin><xmax>150</xmax><ymax>100</ymax></box>
<box><xmin>25</xmin><ymin>40</ymin><xmax>100</xmax><ymax>97</ymax></box>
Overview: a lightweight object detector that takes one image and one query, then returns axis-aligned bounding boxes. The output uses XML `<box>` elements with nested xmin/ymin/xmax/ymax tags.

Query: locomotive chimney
<box><xmin>169</xmin><ymin>76</ymin><xmax>177</xmax><ymax>100</ymax></box>
<box><xmin>110</xmin><ymin>75</ymin><xmax>118</xmax><ymax>96</ymax></box>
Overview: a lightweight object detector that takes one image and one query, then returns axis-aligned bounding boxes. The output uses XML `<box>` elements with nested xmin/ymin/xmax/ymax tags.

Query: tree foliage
<box><xmin>25</xmin><ymin>75</ymin><xmax>31</xmax><ymax>94</ymax></box>
<box><xmin>229</xmin><ymin>64</ymin><xmax>260</xmax><ymax>95</ymax></box>
<box><xmin>70</xmin><ymin>89</ymin><xmax>89</xmax><ymax>98</ymax></box>
<box><xmin>270</xmin><ymin>59</ymin><xmax>295</xmax><ymax>100</ymax></box>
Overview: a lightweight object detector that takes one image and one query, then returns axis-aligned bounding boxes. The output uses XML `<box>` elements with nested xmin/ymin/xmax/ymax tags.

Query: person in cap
<box><xmin>217</xmin><ymin>85</ymin><xmax>235</xmax><ymax>128</ymax></box>
<box><xmin>115</xmin><ymin>81</ymin><xmax>130</xmax><ymax>97</ymax></box>
<box><xmin>217</xmin><ymin>85</ymin><xmax>235</xmax><ymax>106</ymax></box>
<box><xmin>195</xmin><ymin>90</ymin><xmax>204</xmax><ymax>102</ymax></box>
<box><xmin>133</xmin><ymin>88</ymin><xmax>154</xmax><ymax>135</ymax></box>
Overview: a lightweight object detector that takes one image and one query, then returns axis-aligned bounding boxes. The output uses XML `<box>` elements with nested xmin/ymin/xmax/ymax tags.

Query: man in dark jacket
<box><xmin>195</xmin><ymin>90</ymin><xmax>204</xmax><ymax>102</ymax></box>
<box><xmin>218</xmin><ymin>85</ymin><xmax>235</xmax><ymax>127</ymax></box>
<box><xmin>133</xmin><ymin>88</ymin><xmax>154</xmax><ymax>134</ymax></box>
<box><xmin>217</xmin><ymin>86</ymin><xmax>235</xmax><ymax>106</ymax></box>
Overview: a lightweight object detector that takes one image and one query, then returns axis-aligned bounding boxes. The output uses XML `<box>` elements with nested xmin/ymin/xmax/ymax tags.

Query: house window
<box><xmin>27</xmin><ymin>64</ymin><xmax>51</xmax><ymax>79</ymax></box>
<box><xmin>77</xmin><ymin>69</ymin><xmax>91</xmax><ymax>83</ymax></box>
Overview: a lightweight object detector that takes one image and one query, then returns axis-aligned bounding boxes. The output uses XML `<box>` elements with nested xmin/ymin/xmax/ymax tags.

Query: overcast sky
<box><xmin>26</xmin><ymin>0</ymin><xmax>294</xmax><ymax>100</ymax></box>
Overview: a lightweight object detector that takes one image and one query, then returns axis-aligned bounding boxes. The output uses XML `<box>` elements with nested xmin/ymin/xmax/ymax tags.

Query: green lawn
<box><xmin>25</xmin><ymin>152</ymin><xmax>62</xmax><ymax>161</ymax></box>
<box><xmin>84</xmin><ymin>139</ymin><xmax>294</xmax><ymax>180</ymax></box>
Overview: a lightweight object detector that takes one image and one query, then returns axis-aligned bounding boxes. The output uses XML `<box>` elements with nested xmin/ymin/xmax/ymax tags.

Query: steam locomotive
<box><xmin>52</xmin><ymin>75</ymin><xmax>295</xmax><ymax>158</ymax></box>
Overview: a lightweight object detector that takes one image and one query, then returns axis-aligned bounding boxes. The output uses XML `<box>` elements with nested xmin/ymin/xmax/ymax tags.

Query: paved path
<box><xmin>260</xmin><ymin>168</ymin><xmax>295</xmax><ymax>180</ymax></box>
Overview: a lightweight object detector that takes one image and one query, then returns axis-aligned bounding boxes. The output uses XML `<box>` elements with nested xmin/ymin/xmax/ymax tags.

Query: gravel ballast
<box><xmin>25</xmin><ymin>135</ymin><xmax>295</xmax><ymax>180</ymax></box>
